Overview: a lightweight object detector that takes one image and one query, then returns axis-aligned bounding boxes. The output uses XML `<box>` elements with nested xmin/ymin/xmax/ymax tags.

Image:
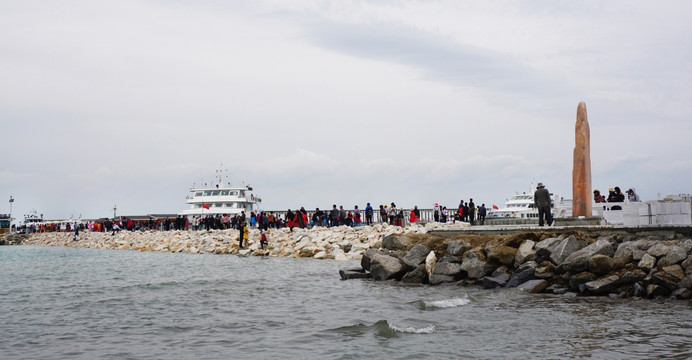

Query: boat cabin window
<box><xmin>195</xmin><ymin>192</ymin><xmax>203</xmax><ymax>197</ymax></box>
<box><xmin>220</xmin><ymin>190</ymin><xmax>229</xmax><ymax>196</ymax></box>
<box><xmin>211</xmin><ymin>190</ymin><xmax>220</xmax><ymax>196</ymax></box>
<box><xmin>225</xmin><ymin>203</ymin><xmax>235</xmax><ymax>208</ymax></box>
<box><xmin>214</xmin><ymin>203</ymin><xmax>221</xmax><ymax>207</ymax></box>
<box><xmin>204</xmin><ymin>191</ymin><xmax>211</xmax><ymax>196</ymax></box>
<box><xmin>229</xmin><ymin>191</ymin><xmax>237</xmax><ymax>196</ymax></box>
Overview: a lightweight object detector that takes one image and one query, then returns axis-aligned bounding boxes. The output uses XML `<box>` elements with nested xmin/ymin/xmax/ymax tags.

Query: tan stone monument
<box><xmin>572</xmin><ymin>102</ymin><xmax>592</xmax><ymax>217</ymax></box>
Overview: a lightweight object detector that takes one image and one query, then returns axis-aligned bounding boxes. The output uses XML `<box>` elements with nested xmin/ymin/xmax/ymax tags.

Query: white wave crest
<box><xmin>389</xmin><ymin>323</ymin><xmax>436</xmax><ymax>334</ymax></box>
<box><xmin>424</xmin><ymin>296</ymin><xmax>471</xmax><ymax>309</ymax></box>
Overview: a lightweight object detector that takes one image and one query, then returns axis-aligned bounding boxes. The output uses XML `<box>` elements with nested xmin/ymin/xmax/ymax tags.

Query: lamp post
<box><xmin>9</xmin><ymin>196</ymin><xmax>14</xmax><ymax>233</ymax></box>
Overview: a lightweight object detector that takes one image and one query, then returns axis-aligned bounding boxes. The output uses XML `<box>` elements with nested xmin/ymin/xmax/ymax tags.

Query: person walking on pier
<box><xmin>468</xmin><ymin>199</ymin><xmax>476</xmax><ymax>225</ymax></box>
<box><xmin>365</xmin><ymin>203</ymin><xmax>373</xmax><ymax>225</ymax></box>
<box><xmin>534</xmin><ymin>182</ymin><xmax>553</xmax><ymax>226</ymax></box>
<box><xmin>479</xmin><ymin>204</ymin><xmax>487</xmax><ymax>225</ymax></box>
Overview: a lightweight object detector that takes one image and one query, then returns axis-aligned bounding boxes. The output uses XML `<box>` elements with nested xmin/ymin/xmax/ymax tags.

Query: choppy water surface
<box><xmin>1</xmin><ymin>246</ymin><xmax>690</xmax><ymax>359</ymax></box>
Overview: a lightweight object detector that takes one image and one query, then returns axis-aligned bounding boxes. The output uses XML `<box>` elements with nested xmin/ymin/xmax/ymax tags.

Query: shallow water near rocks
<box><xmin>1</xmin><ymin>246</ymin><xmax>690</xmax><ymax>359</ymax></box>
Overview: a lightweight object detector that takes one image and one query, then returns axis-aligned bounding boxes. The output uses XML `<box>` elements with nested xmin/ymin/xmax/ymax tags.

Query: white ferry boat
<box><xmin>487</xmin><ymin>183</ymin><xmax>571</xmax><ymax>219</ymax></box>
<box><xmin>179</xmin><ymin>169</ymin><xmax>262</xmax><ymax>217</ymax></box>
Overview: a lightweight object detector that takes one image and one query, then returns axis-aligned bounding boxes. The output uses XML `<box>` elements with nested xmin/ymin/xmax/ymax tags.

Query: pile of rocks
<box><xmin>17</xmin><ymin>221</ymin><xmax>467</xmax><ymax>260</ymax></box>
<box><xmin>342</xmin><ymin>232</ymin><xmax>692</xmax><ymax>300</ymax></box>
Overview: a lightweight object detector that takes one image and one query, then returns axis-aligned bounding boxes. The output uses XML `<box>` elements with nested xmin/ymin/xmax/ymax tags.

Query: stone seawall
<box><xmin>11</xmin><ymin>222</ymin><xmax>468</xmax><ymax>260</ymax></box>
<box><xmin>344</xmin><ymin>228</ymin><xmax>692</xmax><ymax>300</ymax></box>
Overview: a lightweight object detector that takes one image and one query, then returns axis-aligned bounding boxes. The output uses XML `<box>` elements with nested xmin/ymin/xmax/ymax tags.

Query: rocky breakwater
<box><xmin>343</xmin><ymin>230</ymin><xmax>692</xmax><ymax>300</ymax></box>
<box><xmin>18</xmin><ymin>222</ymin><xmax>468</xmax><ymax>260</ymax></box>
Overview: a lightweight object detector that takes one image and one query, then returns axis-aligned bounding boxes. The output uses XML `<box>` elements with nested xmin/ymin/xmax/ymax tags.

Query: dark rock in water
<box><xmin>679</xmin><ymin>276</ymin><xmax>692</xmax><ymax>290</ymax></box>
<box><xmin>546</xmin><ymin>285</ymin><xmax>569</xmax><ymax>295</ymax></box>
<box><xmin>482</xmin><ymin>276</ymin><xmax>508</xmax><ymax>289</ymax></box>
<box><xmin>646</xmin><ymin>284</ymin><xmax>670</xmax><ymax>298</ymax></box>
<box><xmin>361</xmin><ymin>249</ymin><xmax>377</xmax><ymax>271</ymax></box>
<box><xmin>339</xmin><ymin>269</ymin><xmax>371</xmax><ymax>280</ymax></box>
<box><xmin>550</xmin><ymin>235</ymin><xmax>587</xmax><ymax>265</ymax></box>
<box><xmin>429</xmin><ymin>274</ymin><xmax>456</xmax><ymax>285</ymax></box>
<box><xmin>588</xmin><ymin>254</ymin><xmax>615</xmax><ymax>276</ymax></box>
<box><xmin>447</xmin><ymin>240</ymin><xmax>472</xmax><ymax>257</ymax></box>
<box><xmin>401</xmin><ymin>264</ymin><xmax>428</xmax><ymax>284</ymax></box>
<box><xmin>492</xmin><ymin>265</ymin><xmax>510</xmax><ymax>278</ymax></box>
<box><xmin>633</xmin><ymin>282</ymin><xmax>646</xmax><ymax>298</ymax></box>
<box><xmin>382</xmin><ymin>234</ymin><xmax>410</xmax><ymax>251</ymax></box>
<box><xmin>562</xmin><ymin>239</ymin><xmax>614</xmax><ymax>273</ymax></box>
<box><xmin>651</xmin><ymin>272</ymin><xmax>679</xmax><ymax>290</ymax></box>
<box><xmin>618</xmin><ymin>269</ymin><xmax>646</xmax><ymax>285</ymax></box>
<box><xmin>562</xmin><ymin>292</ymin><xmax>578</xmax><ymax>297</ymax></box>
<box><xmin>506</xmin><ymin>268</ymin><xmax>535</xmax><ymax>288</ymax></box>
<box><xmin>671</xmin><ymin>288</ymin><xmax>692</xmax><ymax>300</ymax></box>
<box><xmin>364</xmin><ymin>250</ymin><xmax>406</xmax><ymax>281</ymax></box>
<box><xmin>516</xmin><ymin>279</ymin><xmax>548</xmax><ymax>293</ymax></box>
<box><xmin>402</xmin><ymin>244</ymin><xmax>430</xmax><ymax>269</ymax></box>
<box><xmin>585</xmin><ymin>275</ymin><xmax>620</xmax><ymax>294</ymax></box>
<box><xmin>569</xmin><ymin>272</ymin><xmax>596</xmax><ymax>291</ymax></box>
<box><xmin>437</xmin><ymin>256</ymin><xmax>463</xmax><ymax>264</ymax></box>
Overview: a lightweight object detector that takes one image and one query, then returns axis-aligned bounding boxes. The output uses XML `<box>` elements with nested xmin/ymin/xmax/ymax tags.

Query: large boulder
<box><xmin>647</xmin><ymin>243</ymin><xmax>670</xmax><ymax>258</ymax></box>
<box><xmin>613</xmin><ymin>242</ymin><xmax>635</xmax><ymax>267</ymax></box>
<box><xmin>516</xmin><ymin>279</ymin><xmax>549</xmax><ymax>293</ymax></box>
<box><xmin>651</xmin><ymin>272</ymin><xmax>679</xmax><ymax>291</ymax></box>
<box><xmin>535</xmin><ymin>237</ymin><xmax>562</xmax><ymax>258</ymax></box>
<box><xmin>432</xmin><ymin>262</ymin><xmax>465</xmax><ymax>279</ymax></box>
<box><xmin>482</xmin><ymin>275</ymin><xmax>510</xmax><ymax>289</ymax></box>
<box><xmin>588</xmin><ymin>254</ymin><xmax>615</xmax><ymax>276</ymax></box>
<box><xmin>549</xmin><ymin>235</ymin><xmax>587</xmax><ymax>265</ymax></box>
<box><xmin>637</xmin><ymin>253</ymin><xmax>657</xmax><ymax>271</ymax></box>
<box><xmin>562</xmin><ymin>239</ymin><xmax>614</xmax><ymax>273</ymax></box>
<box><xmin>402</xmin><ymin>244</ymin><xmax>430</xmax><ymax>269</ymax></box>
<box><xmin>661</xmin><ymin>265</ymin><xmax>685</xmax><ymax>281</ymax></box>
<box><xmin>506</xmin><ymin>267</ymin><xmax>535</xmax><ymax>288</ymax></box>
<box><xmin>659</xmin><ymin>246</ymin><xmax>688</xmax><ymax>266</ymax></box>
<box><xmin>382</xmin><ymin>234</ymin><xmax>410</xmax><ymax>251</ymax></box>
<box><xmin>401</xmin><ymin>264</ymin><xmax>428</xmax><ymax>284</ymax></box>
<box><xmin>585</xmin><ymin>275</ymin><xmax>621</xmax><ymax>294</ymax></box>
<box><xmin>486</xmin><ymin>245</ymin><xmax>517</xmax><ymax>267</ymax></box>
<box><xmin>447</xmin><ymin>240</ymin><xmax>472</xmax><ymax>256</ymax></box>
<box><xmin>460</xmin><ymin>250</ymin><xmax>495</xmax><ymax>279</ymax></box>
<box><xmin>363</xmin><ymin>250</ymin><xmax>406</xmax><ymax>280</ymax></box>
<box><xmin>515</xmin><ymin>240</ymin><xmax>537</xmax><ymax>266</ymax></box>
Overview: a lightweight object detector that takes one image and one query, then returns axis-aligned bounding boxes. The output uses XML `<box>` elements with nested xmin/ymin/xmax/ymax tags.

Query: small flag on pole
<box><xmin>492</xmin><ymin>205</ymin><xmax>499</xmax><ymax>210</ymax></box>
<box><xmin>202</xmin><ymin>203</ymin><xmax>210</xmax><ymax>210</ymax></box>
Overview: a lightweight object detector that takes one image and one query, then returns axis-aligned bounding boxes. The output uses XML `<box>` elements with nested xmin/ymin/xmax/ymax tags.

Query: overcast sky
<box><xmin>2</xmin><ymin>0</ymin><xmax>691</xmax><ymax>220</ymax></box>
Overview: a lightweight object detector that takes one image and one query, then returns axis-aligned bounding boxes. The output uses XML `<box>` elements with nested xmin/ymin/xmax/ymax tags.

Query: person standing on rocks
<box><xmin>534</xmin><ymin>182</ymin><xmax>553</xmax><ymax>226</ymax></box>
<box><xmin>365</xmin><ymin>203</ymin><xmax>373</xmax><ymax>225</ymax></box>
<box><xmin>238</xmin><ymin>224</ymin><xmax>245</xmax><ymax>248</ymax></box>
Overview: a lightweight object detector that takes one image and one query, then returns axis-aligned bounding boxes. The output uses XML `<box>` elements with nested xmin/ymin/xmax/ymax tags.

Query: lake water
<box><xmin>1</xmin><ymin>246</ymin><xmax>690</xmax><ymax>359</ymax></box>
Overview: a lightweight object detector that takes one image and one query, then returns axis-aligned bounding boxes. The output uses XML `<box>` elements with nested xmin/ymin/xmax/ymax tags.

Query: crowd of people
<box><xmin>593</xmin><ymin>186</ymin><xmax>639</xmax><ymax>210</ymax></box>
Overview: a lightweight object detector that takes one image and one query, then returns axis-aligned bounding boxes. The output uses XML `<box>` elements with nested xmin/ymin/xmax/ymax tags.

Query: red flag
<box><xmin>492</xmin><ymin>205</ymin><xmax>499</xmax><ymax>210</ymax></box>
<box><xmin>202</xmin><ymin>202</ymin><xmax>210</xmax><ymax>210</ymax></box>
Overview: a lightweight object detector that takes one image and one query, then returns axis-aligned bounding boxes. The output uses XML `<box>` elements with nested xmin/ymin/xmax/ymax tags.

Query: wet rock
<box><xmin>671</xmin><ymin>288</ymin><xmax>692</xmax><ymax>300</ymax></box>
<box><xmin>402</xmin><ymin>244</ymin><xmax>430</xmax><ymax>269</ymax></box>
<box><xmin>382</xmin><ymin>234</ymin><xmax>410</xmax><ymax>251</ymax></box>
<box><xmin>516</xmin><ymin>279</ymin><xmax>548</xmax><ymax>293</ymax></box>
<box><xmin>618</xmin><ymin>269</ymin><xmax>646</xmax><ymax>285</ymax></box>
<box><xmin>401</xmin><ymin>264</ymin><xmax>428</xmax><ymax>284</ymax></box>
<box><xmin>486</xmin><ymin>245</ymin><xmax>516</xmax><ymax>267</ymax></box>
<box><xmin>569</xmin><ymin>272</ymin><xmax>596</xmax><ymax>291</ymax></box>
<box><xmin>562</xmin><ymin>239</ymin><xmax>614</xmax><ymax>273</ymax></box>
<box><xmin>365</xmin><ymin>250</ymin><xmax>406</xmax><ymax>281</ymax></box>
<box><xmin>492</xmin><ymin>265</ymin><xmax>510</xmax><ymax>278</ymax></box>
<box><xmin>681</xmin><ymin>276</ymin><xmax>692</xmax><ymax>289</ymax></box>
<box><xmin>482</xmin><ymin>275</ymin><xmax>509</xmax><ymax>289</ymax></box>
<box><xmin>651</xmin><ymin>272</ymin><xmax>679</xmax><ymax>291</ymax></box>
<box><xmin>515</xmin><ymin>240</ymin><xmax>536</xmax><ymax>266</ymax></box>
<box><xmin>429</xmin><ymin>274</ymin><xmax>456</xmax><ymax>285</ymax></box>
<box><xmin>588</xmin><ymin>254</ymin><xmax>615</xmax><ymax>276</ymax></box>
<box><xmin>638</xmin><ymin>253</ymin><xmax>657</xmax><ymax>271</ymax></box>
<box><xmin>585</xmin><ymin>275</ymin><xmax>620</xmax><ymax>294</ymax></box>
<box><xmin>646</xmin><ymin>284</ymin><xmax>670</xmax><ymax>298</ymax></box>
<box><xmin>432</xmin><ymin>262</ymin><xmax>465</xmax><ymax>279</ymax></box>
<box><xmin>550</xmin><ymin>235</ymin><xmax>587</xmax><ymax>265</ymax></box>
<box><xmin>534</xmin><ymin>262</ymin><xmax>556</xmax><ymax>279</ymax></box>
<box><xmin>546</xmin><ymin>285</ymin><xmax>570</xmax><ymax>294</ymax></box>
<box><xmin>506</xmin><ymin>268</ymin><xmax>535</xmax><ymax>288</ymax></box>
<box><xmin>447</xmin><ymin>240</ymin><xmax>472</xmax><ymax>257</ymax></box>
<box><xmin>339</xmin><ymin>268</ymin><xmax>370</xmax><ymax>280</ymax></box>
<box><xmin>659</xmin><ymin>246</ymin><xmax>687</xmax><ymax>266</ymax></box>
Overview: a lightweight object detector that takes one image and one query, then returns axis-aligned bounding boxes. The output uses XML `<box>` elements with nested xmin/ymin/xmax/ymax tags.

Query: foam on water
<box><xmin>422</xmin><ymin>295</ymin><xmax>471</xmax><ymax>309</ymax></box>
<box><xmin>388</xmin><ymin>323</ymin><xmax>436</xmax><ymax>334</ymax></box>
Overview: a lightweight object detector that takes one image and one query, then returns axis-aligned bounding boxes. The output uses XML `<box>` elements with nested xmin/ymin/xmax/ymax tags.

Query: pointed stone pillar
<box><xmin>572</xmin><ymin>102</ymin><xmax>592</xmax><ymax>217</ymax></box>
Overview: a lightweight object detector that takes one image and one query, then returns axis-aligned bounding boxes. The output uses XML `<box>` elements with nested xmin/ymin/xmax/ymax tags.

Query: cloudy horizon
<box><xmin>2</xmin><ymin>1</ymin><xmax>691</xmax><ymax>220</ymax></box>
